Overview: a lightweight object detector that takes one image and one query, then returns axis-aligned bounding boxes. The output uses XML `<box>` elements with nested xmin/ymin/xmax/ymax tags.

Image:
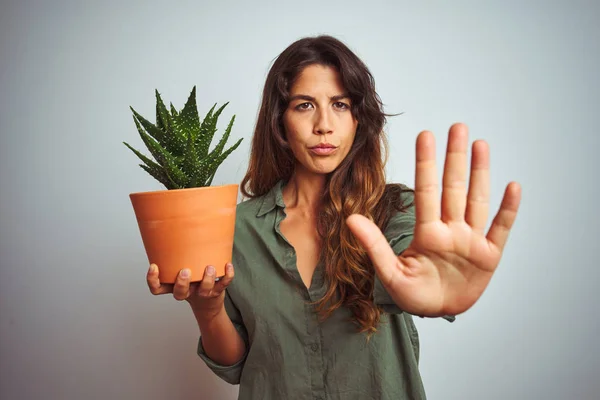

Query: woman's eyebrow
<box><xmin>289</xmin><ymin>94</ymin><xmax>350</xmax><ymax>102</ymax></box>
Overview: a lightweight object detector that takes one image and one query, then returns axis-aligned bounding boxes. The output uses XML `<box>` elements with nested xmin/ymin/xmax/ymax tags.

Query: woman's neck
<box><xmin>282</xmin><ymin>168</ymin><xmax>326</xmax><ymax>214</ymax></box>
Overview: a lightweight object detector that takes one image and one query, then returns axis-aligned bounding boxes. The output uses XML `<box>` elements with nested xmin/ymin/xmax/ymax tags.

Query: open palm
<box><xmin>347</xmin><ymin>123</ymin><xmax>521</xmax><ymax>317</ymax></box>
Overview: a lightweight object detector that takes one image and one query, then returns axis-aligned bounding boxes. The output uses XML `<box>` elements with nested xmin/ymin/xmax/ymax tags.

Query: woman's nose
<box><xmin>314</xmin><ymin>109</ymin><xmax>333</xmax><ymax>135</ymax></box>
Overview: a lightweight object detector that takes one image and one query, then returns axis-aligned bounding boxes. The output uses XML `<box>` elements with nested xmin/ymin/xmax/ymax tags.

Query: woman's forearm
<box><xmin>192</xmin><ymin>305</ymin><xmax>247</xmax><ymax>366</ymax></box>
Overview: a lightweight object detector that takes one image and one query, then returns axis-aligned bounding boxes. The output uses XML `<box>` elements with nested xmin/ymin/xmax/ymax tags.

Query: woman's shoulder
<box><xmin>235</xmin><ymin>180</ymin><xmax>283</xmax><ymax>222</ymax></box>
<box><xmin>383</xmin><ymin>182</ymin><xmax>415</xmax><ymax>212</ymax></box>
<box><xmin>232</xmin><ymin>189</ymin><xmax>278</xmax><ymax>251</ymax></box>
<box><xmin>382</xmin><ymin>182</ymin><xmax>416</xmax><ymax>238</ymax></box>
<box><xmin>235</xmin><ymin>196</ymin><xmax>264</xmax><ymax>222</ymax></box>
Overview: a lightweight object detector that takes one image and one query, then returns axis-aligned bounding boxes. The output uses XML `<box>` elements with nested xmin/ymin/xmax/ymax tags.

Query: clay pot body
<box><xmin>129</xmin><ymin>184</ymin><xmax>238</xmax><ymax>283</ymax></box>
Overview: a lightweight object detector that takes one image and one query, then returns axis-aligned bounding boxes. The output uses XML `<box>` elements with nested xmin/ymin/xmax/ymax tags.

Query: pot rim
<box><xmin>129</xmin><ymin>183</ymin><xmax>239</xmax><ymax>197</ymax></box>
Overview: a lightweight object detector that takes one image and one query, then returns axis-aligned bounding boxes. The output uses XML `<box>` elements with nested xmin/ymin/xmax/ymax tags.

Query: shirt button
<box><xmin>311</xmin><ymin>343</ymin><xmax>319</xmax><ymax>352</ymax></box>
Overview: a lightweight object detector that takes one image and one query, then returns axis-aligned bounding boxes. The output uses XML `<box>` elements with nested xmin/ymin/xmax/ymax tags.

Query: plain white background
<box><xmin>1</xmin><ymin>1</ymin><xmax>598</xmax><ymax>399</ymax></box>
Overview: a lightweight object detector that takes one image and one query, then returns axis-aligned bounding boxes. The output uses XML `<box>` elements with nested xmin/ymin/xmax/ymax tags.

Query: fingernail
<box><xmin>226</xmin><ymin>264</ymin><xmax>233</xmax><ymax>273</ymax></box>
<box><xmin>207</xmin><ymin>266</ymin><xmax>215</xmax><ymax>276</ymax></box>
<box><xmin>149</xmin><ymin>264</ymin><xmax>156</xmax><ymax>273</ymax></box>
<box><xmin>180</xmin><ymin>269</ymin><xmax>190</xmax><ymax>278</ymax></box>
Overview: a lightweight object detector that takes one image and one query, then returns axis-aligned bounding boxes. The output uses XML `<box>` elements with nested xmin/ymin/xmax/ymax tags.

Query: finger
<box><xmin>465</xmin><ymin>140</ymin><xmax>490</xmax><ymax>234</ymax></box>
<box><xmin>414</xmin><ymin>130</ymin><xmax>440</xmax><ymax>224</ymax></box>
<box><xmin>172</xmin><ymin>269</ymin><xmax>192</xmax><ymax>301</ymax></box>
<box><xmin>441</xmin><ymin>123</ymin><xmax>469</xmax><ymax>222</ymax></box>
<box><xmin>486</xmin><ymin>182</ymin><xmax>522</xmax><ymax>252</ymax></box>
<box><xmin>214</xmin><ymin>263</ymin><xmax>235</xmax><ymax>292</ymax></box>
<box><xmin>346</xmin><ymin>214</ymin><xmax>404</xmax><ymax>286</ymax></box>
<box><xmin>197</xmin><ymin>265</ymin><xmax>217</xmax><ymax>297</ymax></box>
<box><xmin>146</xmin><ymin>264</ymin><xmax>173</xmax><ymax>295</ymax></box>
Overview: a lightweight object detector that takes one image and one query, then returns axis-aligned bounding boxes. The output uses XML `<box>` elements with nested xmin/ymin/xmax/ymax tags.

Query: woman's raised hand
<box><xmin>347</xmin><ymin>123</ymin><xmax>521</xmax><ymax>317</ymax></box>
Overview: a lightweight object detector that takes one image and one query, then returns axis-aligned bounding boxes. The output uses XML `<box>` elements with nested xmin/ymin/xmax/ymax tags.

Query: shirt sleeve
<box><xmin>374</xmin><ymin>190</ymin><xmax>455</xmax><ymax>322</ymax></box>
<box><xmin>196</xmin><ymin>289</ymin><xmax>250</xmax><ymax>384</ymax></box>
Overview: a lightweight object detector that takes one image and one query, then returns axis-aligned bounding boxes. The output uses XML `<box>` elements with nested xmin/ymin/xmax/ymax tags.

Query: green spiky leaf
<box><xmin>140</xmin><ymin>163</ymin><xmax>173</xmax><ymax>189</ymax></box>
<box><xmin>123</xmin><ymin>141</ymin><xmax>161</xmax><ymax>170</ymax></box>
<box><xmin>204</xmin><ymin>137</ymin><xmax>243</xmax><ymax>185</ymax></box>
<box><xmin>197</xmin><ymin>102</ymin><xmax>228</xmax><ymax>157</ymax></box>
<box><xmin>195</xmin><ymin>103</ymin><xmax>216</xmax><ymax>157</ymax></box>
<box><xmin>130</xmin><ymin>116</ymin><xmax>164</xmax><ymax>167</ymax></box>
<box><xmin>126</xmin><ymin>86</ymin><xmax>243</xmax><ymax>189</ymax></box>
<box><xmin>165</xmin><ymin>115</ymin><xmax>187</xmax><ymax>157</ymax></box>
<box><xmin>130</xmin><ymin>107</ymin><xmax>165</xmax><ymax>145</ymax></box>
<box><xmin>131</xmin><ymin>115</ymin><xmax>189</xmax><ymax>188</ymax></box>
<box><xmin>165</xmin><ymin>87</ymin><xmax>199</xmax><ymax>157</ymax></box>
<box><xmin>178</xmin><ymin>86</ymin><xmax>201</xmax><ymax>139</ymax></box>
<box><xmin>155</xmin><ymin>90</ymin><xmax>171</xmax><ymax>133</ymax></box>
<box><xmin>182</xmin><ymin>126</ymin><xmax>203</xmax><ymax>187</ymax></box>
<box><xmin>206</xmin><ymin>115</ymin><xmax>236</xmax><ymax>161</ymax></box>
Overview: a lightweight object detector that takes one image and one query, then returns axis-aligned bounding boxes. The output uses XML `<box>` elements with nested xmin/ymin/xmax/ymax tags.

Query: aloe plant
<box><xmin>124</xmin><ymin>86</ymin><xmax>242</xmax><ymax>189</ymax></box>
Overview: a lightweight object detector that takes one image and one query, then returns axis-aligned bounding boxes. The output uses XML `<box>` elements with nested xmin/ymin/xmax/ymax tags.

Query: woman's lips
<box><xmin>309</xmin><ymin>146</ymin><xmax>337</xmax><ymax>155</ymax></box>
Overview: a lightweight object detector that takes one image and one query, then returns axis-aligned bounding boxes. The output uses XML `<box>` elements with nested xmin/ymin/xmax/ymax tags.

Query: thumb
<box><xmin>346</xmin><ymin>214</ymin><xmax>402</xmax><ymax>286</ymax></box>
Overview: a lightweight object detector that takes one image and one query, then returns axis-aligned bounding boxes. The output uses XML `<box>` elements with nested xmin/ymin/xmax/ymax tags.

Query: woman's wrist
<box><xmin>190</xmin><ymin>300</ymin><xmax>226</xmax><ymax>330</ymax></box>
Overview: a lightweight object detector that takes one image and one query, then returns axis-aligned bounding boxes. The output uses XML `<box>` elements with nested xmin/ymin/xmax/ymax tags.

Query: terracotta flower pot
<box><xmin>129</xmin><ymin>184</ymin><xmax>238</xmax><ymax>283</ymax></box>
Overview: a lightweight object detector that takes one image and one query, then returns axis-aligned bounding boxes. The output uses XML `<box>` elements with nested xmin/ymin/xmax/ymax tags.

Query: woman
<box><xmin>146</xmin><ymin>35</ymin><xmax>521</xmax><ymax>399</ymax></box>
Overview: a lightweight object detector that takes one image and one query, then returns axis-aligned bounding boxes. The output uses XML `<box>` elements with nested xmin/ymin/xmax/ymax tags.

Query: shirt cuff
<box><xmin>196</xmin><ymin>336</ymin><xmax>247</xmax><ymax>384</ymax></box>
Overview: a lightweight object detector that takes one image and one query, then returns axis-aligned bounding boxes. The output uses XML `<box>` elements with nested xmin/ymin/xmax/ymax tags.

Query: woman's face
<box><xmin>282</xmin><ymin>64</ymin><xmax>358</xmax><ymax>176</ymax></box>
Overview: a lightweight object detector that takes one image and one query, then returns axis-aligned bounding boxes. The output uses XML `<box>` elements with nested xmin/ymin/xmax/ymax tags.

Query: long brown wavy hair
<box><xmin>240</xmin><ymin>35</ymin><xmax>414</xmax><ymax>334</ymax></box>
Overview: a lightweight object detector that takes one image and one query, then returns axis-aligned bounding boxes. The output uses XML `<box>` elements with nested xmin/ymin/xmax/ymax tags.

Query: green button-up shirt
<box><xmin>198</xmin><ymin>180</ymin><xmax>454</xmax><ymax>399</ymax></box>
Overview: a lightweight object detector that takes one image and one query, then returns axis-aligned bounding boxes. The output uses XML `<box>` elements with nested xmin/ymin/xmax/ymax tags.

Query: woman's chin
<box><xmin>310</xmin><ymin>164</ymin><xmax>340</xmax><ymax>175</ymax></box>
<box><xmin>294</xmin><ymin>158</ymin><xmax>344</xmax><ymax>177</ymax></box>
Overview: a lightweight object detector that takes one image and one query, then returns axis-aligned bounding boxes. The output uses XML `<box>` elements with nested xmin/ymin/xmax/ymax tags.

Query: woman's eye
<box><xmin>296</xmin><ymin>102</ymin><xmax>313</xmax><ymax>110</ymax></box>
<box><xmin>334</xmin><ymin>102</ymin><xmax>349</xmax><ymax>110</ymax></box>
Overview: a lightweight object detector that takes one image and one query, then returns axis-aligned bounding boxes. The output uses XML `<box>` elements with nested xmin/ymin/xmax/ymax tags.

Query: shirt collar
<box><xmin>256</xmin><ymin>180</ymin><xmax>286</xmax><ymax>217</ymax></box>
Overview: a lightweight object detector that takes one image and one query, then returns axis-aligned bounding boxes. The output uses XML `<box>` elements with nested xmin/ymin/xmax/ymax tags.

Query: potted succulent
<box><xmin>124</xmin><ymin>86</ymin><xmax>242</xmax><ymax>283</ymax></box>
